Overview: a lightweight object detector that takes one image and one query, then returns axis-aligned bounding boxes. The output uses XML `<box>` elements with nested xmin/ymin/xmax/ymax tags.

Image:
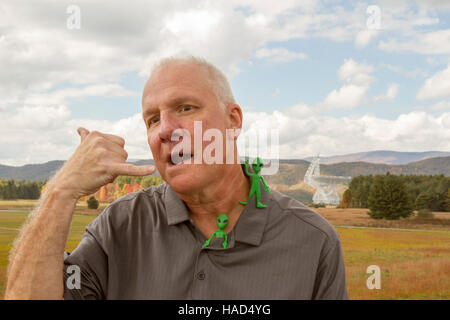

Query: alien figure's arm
<box><xmin>207</xmin><ymin>232</ymin><xmax>216</xmax><ymax>243</ymax></box>
<box><xmin>260</xmin><ymin>175</ymin><xmax>270</xmax><ymax>192</ymax></box>
<box><xmin>244</xmin><ymin>159</ymin><xmax>251</xmax><ymax>176</ymax></box>
<box><xmin>223</xmin><ymin>233</ymin><xmax>228</xmax><ymax>248</ymax></box>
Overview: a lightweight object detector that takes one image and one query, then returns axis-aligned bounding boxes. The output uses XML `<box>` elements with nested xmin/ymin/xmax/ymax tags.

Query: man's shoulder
<box><xmin>268</xmin><ymin>189</ymin><xmax>341</xmax><ymax>245</ymax></box>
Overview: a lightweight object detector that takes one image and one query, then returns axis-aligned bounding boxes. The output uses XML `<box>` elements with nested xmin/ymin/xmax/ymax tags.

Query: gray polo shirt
<box><xmin>63</xmin><ymin>180</ymin><xmax>348</xmax><ymax>300</ymax></box>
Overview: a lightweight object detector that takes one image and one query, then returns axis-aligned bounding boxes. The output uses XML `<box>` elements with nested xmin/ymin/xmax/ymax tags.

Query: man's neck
<box><xmin>176</xmin><ymin>164</ymin><xmax>250</xmax><ymax>237</ymax></box>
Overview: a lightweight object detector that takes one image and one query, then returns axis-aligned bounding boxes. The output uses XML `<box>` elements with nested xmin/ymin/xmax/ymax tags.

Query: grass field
<box><xmin>0</xmin><ymin>200</ymin><xmax>449</xmax><ymax>300</ymax></box>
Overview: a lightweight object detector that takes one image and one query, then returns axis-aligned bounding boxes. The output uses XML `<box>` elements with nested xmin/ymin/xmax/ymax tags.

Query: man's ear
<box><xmin>226</xmin><ymin>104</ymin><xmax>243</xmax><ymax>131</ymax></box>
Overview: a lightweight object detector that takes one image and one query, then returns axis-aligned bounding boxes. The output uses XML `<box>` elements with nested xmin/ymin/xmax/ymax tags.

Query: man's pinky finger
<box><xmin>112</xmin><ymin>163</ymin><xmax>156</xmax><ymax>177</ymax></box>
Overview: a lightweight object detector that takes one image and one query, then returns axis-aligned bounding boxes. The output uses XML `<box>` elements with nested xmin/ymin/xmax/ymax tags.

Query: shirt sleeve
<box><xmin>63</xmin><ymin>228</ymin><xmax>108</xmax><ymax>300</ymax></box>
<box><xmin>312</xmin><ymin>238</ymin><xmax>349</xmax><ymax>300</ymax></box>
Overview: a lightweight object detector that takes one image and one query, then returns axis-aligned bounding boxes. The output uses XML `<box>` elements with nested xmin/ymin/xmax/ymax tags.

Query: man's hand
<box><xmin>51</xmin><ymin>127</ymin><xmax>156</xmax><ymax>200</ymax></box>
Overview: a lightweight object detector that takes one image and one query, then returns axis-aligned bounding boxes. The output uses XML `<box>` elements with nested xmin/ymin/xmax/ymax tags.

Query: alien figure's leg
<box><xmin>222</xmin><ymin>234</ymin><xmax>228</xmax><ymax>249</ymax></box>
<box><xmin>256</xmin><ymin>184</ymin><xmax>267</xmax><ymax>208</ymax></box>
<box><xmin>240</xmin><ymin>187</ymin><xmax>255</xmax><ymax>205</ymax></box>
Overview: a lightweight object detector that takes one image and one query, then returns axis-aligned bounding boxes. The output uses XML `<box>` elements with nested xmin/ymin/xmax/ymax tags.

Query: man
<box><xmin>5</xmin><ymin>56</ymin><xmax>348</xmax><ymax>299</ymax></box>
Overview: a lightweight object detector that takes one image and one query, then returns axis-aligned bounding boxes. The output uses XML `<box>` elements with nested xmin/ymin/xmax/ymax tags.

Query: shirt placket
<box><xmin>188</xmin><ymin>222</ymin><xmax>235</xmax><ymax>299</ymax></box>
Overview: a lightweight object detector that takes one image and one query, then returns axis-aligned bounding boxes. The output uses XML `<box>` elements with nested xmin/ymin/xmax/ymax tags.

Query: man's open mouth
<box><xmin>169</xmin><ymin>151</ymin><xmax>193</xmax><ymax>166</ymax></box>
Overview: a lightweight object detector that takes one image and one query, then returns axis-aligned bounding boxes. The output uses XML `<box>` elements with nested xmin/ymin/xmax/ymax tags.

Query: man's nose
<box><xmin>158</xmin><ymin>112</ymin><xmax>181</xmax><ymax>142</ymax></box>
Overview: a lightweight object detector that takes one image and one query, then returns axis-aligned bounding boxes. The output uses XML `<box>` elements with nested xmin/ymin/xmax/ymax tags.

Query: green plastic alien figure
<box><xmin>240</xmin><ymin>157</ymin><xmax>270</xmax><ymax>208</ymax></box>
<box><xmin>202</xmin><ymin>214</ymin><xmax>229</xmax><ymax>249</ymax></box>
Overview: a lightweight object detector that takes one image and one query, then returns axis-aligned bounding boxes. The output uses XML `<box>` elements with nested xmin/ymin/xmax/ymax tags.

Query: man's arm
<box><xmin>5</xmin><ymin>184</ymin><xmax>77</xmax><ymax>299</ymax></box>
<box><xmin>312</xmin><ymin>239</ymin><xmax>349</xmax><ymax>300</ymax></box>
<box><xmin>5</xmin><ymin>128</ymin><xmax>155</xmax><ymax>299</ymax></box>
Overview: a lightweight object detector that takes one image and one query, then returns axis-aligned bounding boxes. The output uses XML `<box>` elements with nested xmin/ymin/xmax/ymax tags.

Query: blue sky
<box><xmin>1</xmin><ymin>0</ymin><xmax>450</xmax><ymax>165</ymax></box>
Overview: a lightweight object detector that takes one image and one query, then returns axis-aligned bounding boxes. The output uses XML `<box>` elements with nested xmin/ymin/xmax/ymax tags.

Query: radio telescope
<box><xmin>304</xmin><ymin>155</ymin><xmax>352</xmax><ymax>205</ymax></box>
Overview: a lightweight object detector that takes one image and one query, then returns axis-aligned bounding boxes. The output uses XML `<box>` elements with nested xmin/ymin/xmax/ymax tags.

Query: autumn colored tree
<box><xmin>340</xmin><ymin>189</ymin><xmax>351</xmax><ymax>209</ymax></box>
<box><xmin>120</xmin><ymin>184</ymin><xmax>129</xmax><ymax>197</ymax></box>
<box><xmin>99</xmin><ymin>186</ymin><xmax>106</xmax><ymax>202</ymax></box>
<box><xmin>105</xmin><ymin>183</ymin><xmax>115</xmax><ymax>202</ymax></box>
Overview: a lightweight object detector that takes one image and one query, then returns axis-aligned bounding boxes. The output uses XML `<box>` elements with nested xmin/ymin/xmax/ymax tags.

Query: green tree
<box><xmin>367</xmin><ymin>174</ymin><xmax>413</xmax><ymax>220</ymax></box>
<box><xmin>445</xmin><ymin>189</ymin><xmax>450</xmax><ymax>212</ymax></box>
<box><xmin>87</xmin><ymin>196</ymin><xmax>99</xmax><ymax>209</ymax></box>
<box><xmin>4</xmin><ymin>180</ymin><xmax>18</xmax><ymax>200</ymax></box>
<box><xmin>415</xmin><ymin>192</ymin><xmax>432</xmax><ymax>210</ymax></box>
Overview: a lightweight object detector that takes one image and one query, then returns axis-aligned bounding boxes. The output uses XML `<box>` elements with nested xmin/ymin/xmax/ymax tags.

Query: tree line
<box><xmin>340</xmin><ymin>174</ymin><xmax>450</xmax><ymax>217</ymax></box>
<box><xmin>0</xmin><ymin>179</ymin><xmax>46</xmax><ymax>200</ymax></box>
<box><xmin>0</xmin><ymin>176</ymin><xmax>164</xmax><ymax>201</ymax></box>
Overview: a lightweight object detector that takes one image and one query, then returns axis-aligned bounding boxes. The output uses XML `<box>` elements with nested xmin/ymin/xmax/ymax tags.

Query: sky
<box><xmin>1</xmin><ymin>0</ymin><xmax>450</xmax><ymax>166</ymax></box>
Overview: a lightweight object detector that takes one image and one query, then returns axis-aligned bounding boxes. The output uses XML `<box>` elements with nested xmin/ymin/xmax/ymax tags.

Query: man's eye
<box><xmin>148</xmin><ymin>115</ymin><xmax>160</xmax><ymax>126</ymax></box>
<box><xmin>179</xmin><ymin>105</ymin><xmax>194</xmax><ymax>112</ymax></box>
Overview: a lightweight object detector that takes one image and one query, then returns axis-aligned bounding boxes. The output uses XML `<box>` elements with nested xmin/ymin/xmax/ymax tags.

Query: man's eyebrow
<box><xmin>142</xmin><ymin>95</ymin><xmax>203</xmax><ymax>118</ymax></box>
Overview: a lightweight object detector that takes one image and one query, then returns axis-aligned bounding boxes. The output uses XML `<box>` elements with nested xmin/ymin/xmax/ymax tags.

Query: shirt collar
<box><xmin>163</xmin><ymin>165</ymin><xmax>270</xmax><ymax>247</ymax></box>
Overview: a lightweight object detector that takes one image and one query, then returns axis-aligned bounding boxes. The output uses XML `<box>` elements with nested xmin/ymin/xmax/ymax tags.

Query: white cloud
<box><xmin>430</xmin><ymin>100</ymin><xmax>450</xmax><ymax>110</ymax></box>
<box><xmin>241</xmin><ymin>108</ymin><xmax>450</xmax><ymax>159</ymax></box>
<box><xmin>255</xmin><ymin>47</ymin><xmax>307</xmax><ymax>63</ymax></box>
<box><xmin>22</xmin><ymin>84</ymin><xmax>137</xmax><ymax>106</ymax></box>
<box><xmin>417</xmin><ymin>65</ymin><xmax>450</xmax><ymax>100</ymax></box>
<box><xmin>321</xmin><ymin>85</ymin><xmax>369</xmax><ymax>110</ymax></box>
<box><xmin>337</xmin><ymin>59</ymin><xmax>374</xmax><ymax>85</ymax></box>
<box><xmin>0</xmin><ymin>105</ymin><xmax>150</xmax><ymax>166</ymax></box>
<box><xmin>382</xmin><ymin>63</ymin><xmax>428</xmax><ymax>79</ymax></box>
<box><xmin>355</xmin><ymin>29</ymin><xmax>378</xmax><ymax>48</ymax></box>
<box><xmin>374</xmin><ymin>83</ymin><xmax>399</xmax><ymax>103</ymax></box>
<box><xmin>379</xmin><ymin>29</ymin><xmax>450</xmax><ymax>54</ymax></box>
<box><xmin>319</xmin><ymin>59</ymin><xmax>374</xmax><ymax>110</ymax></box>
<box><xmin>0</xmin><ymin>0</ymin><xmax>444</xmax><ymax>109</ymax></box>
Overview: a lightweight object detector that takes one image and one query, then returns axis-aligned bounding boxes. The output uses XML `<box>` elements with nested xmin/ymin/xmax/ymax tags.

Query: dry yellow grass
<box><xmin>315</xmin><ymin>208</ymin><xmax>450</xmax><ymax>231</ymax></box>
<box><xmin>338</xmin><ymin>227</ymin><xmax>450</xmax><ymax>299</ymax></box>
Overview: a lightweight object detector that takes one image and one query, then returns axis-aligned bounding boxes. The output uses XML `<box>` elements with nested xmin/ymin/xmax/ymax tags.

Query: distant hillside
<box><xmin>265</xmin><ymin>156</ymin><xmax>450</xmax><ymax>203</ymax></box>
<box><xmin>0</xmin><ymin>156</ymin><xmax>448</xmax><ymax>181</ymax></box>
<box><xmin>0</xmin><ymin>160</ymin><xmax>65</xmax><ymax>181</ymax></box>
<box><xmin>322</xmin><ymin>156</ymin><xmax>450</xmax><ymax>177</ymax></box>
<box><xmin>304</xmin><ymin>150</ymin><xmax>450</xmax><ymax>165</ymax></box>
<box><xmin>266</xmin><ymin>156</ymin><xmax>450</xmax><ymax>187</ymax></box>
<box><xmin>0</xmin><ymin>159</ymin><xmax>159</xmax><ymax>181</ymax></box>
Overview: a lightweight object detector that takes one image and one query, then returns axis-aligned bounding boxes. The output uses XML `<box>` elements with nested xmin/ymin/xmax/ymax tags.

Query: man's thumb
<box><xmin>77</xmin><ymin>127</ymin><xmax>90</xmax><ymax>142</ymax></box>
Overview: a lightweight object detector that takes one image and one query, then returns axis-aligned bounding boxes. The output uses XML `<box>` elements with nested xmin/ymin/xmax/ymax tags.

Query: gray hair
<box><xmin>150</xmin><ymin>55</ymin><xmax>236</xmax><ymax>110</ymax></box>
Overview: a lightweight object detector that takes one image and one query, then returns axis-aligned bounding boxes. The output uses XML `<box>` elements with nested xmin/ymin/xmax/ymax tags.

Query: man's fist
<box><xmin>51</xmin><ymin>127</ymin><xmax>155</xmax><ymax>200</ymax></box>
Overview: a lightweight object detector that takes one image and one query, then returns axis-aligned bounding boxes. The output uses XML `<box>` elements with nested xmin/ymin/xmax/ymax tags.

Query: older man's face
<box><xmin>142</xmin><ymin>63</ymin><xmax>230</xmax><ymax>194</ymax></box>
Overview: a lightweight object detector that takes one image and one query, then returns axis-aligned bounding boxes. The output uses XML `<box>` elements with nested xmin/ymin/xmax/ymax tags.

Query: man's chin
<box><xmin>164</xmin><ymin>170</ymin><xmax>200</xmax><ymax>194</ymax></box>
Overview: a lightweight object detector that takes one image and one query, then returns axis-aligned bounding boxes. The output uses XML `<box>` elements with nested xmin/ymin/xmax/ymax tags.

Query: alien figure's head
<box><xmin>252</xmin><ymin>157</ymin><xmax>264</xmax><ymax>174</ymax></box>
<box><xmin>216</xmin><ymin>214</ymin><xmax>229</xmax><ymax>230</ymax></box>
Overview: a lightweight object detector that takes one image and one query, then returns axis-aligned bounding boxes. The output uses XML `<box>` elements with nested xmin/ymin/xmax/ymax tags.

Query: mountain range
<box><xmin>303</xmin><ymin>150</ymin><xmax>450</xmax><ymax>165</ymax></box>
<box><xmin>0</xmin><ymin>152</ymin><xmax>449</xmax><ymax>181</ymax></box>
